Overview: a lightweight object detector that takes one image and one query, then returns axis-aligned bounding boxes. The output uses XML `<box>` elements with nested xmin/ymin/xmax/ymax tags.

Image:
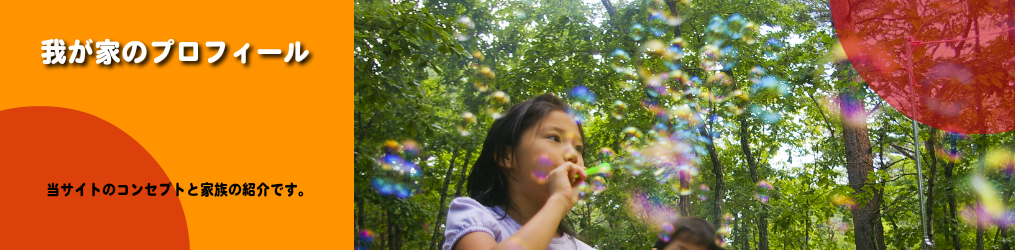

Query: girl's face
<box><xmin>505</xmin><ymin>110</ymin><xmax>585</xmax><ymax>201</ymax></box>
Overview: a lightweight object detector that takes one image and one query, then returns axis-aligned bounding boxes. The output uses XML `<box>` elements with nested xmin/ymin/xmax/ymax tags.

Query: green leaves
<box><xmin>352</xmin><ymin>0</ymin><xmax>1015</xmax><ymax>249</ymax></box>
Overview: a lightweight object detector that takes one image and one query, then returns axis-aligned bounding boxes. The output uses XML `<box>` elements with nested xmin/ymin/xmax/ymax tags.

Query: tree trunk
<box><xmin>600</xmin><ymin>0</ymin><xmax>616</xmax><ymax>17</ymax></box>
<box><xmin>805</xmin><ymin>209</ymin><xmax>811</xmax><ymax>249</ymax></box>
<box><xmin>357</xmin><ymin>196</ymin><xmax>365</xmax><ymax>230</ymax></box>
<box><xmin>839</xmin><ymin>86</ymin><xmax>886</xmax><ymax>250</ymax></box>
<box><xmin>830</xmin><ymin>6</ymin><xmax>888</xmax><ymax>250</ymax></box>
<box><xmin>678</xmin><ymin>195</ymin><xmax>690</xmax><ymax>216</ymax></box>
<box><xmin>1003</xmin><ymin>184</ymin><xmax>1014</xmax><ymax>250</ymax></box>
<box><xmin>740</xmin><ymin>215</ymin><xmax>752</xmax><ymax>250</ymax></box>
<box><xmin>430</xmin><ymin>149</ymin><xmax>460</xmax><ymax>250</ymax></box>
<box><xmin>946</xmin><ymin>159</ymin><xmax>962</xmax><ymax>250</ymax></box>
<box><xmin>1008</xmin><ymin>0</ymin><xmax>1014</xmax><ymax>45</ymax></box>
<box><xmin>377</xmin><ymin>211</ymin><xmax>383</xmax><ymax>250</ymax></box>
<box><xmin>977</xmin><ymin>138</ymin><xmax>986</xmax><ymax>250</ymax></box>
<box><xmin>978</xmin><ymin>225</ymin><xmax>985</xmax><ymax>250</ymax></box>
<box><xmin>664</xmin><ymin>0</ymin><xmax>683</xmax><ymax>36</ymax></box>
<box><xmin>454</xmin><ymin>149</ymin><xmax>474</xmax><ymax>197</ymax></box>
<box><xmin>700</xmin><ymin>126</ymin><xmax>725</xmax><ymax>226</ymax></box>
<box><xmin>925</xmin><ymin>127</ymin><xmax>940</xmax><ymax>246</ymax></box>
<box><xmin>388</xmin><ymin>211</ymin><xmax>395</xmax><ymax>250</ymax></box>
<box><xmin>739</xmin><ymin>112</ymin><xmax>769</xmax><ymax>250</ymax></box>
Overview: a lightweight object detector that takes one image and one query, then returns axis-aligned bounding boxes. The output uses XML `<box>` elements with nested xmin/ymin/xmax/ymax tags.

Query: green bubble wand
<box><xmin>577</xmin><ymin>162</ymin><xmax>612</xmax><ymax>178</ymax></box>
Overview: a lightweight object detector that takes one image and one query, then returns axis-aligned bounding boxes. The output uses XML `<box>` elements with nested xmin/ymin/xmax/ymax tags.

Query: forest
<box><xmin>354</xmin><ymin>0</ymin><xmax>1015</xmax><ymax>249</ymax></box>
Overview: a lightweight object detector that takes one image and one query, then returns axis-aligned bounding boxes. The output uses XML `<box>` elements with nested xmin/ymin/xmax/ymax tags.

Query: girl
<box><xmin>651</xmin><ymin>217</ymin><xmax>723</xmax><ymax>250</ymax></box>
<box><xmin>443</xmin><ymin>94</ymin><xmax>596</xmax><ymax>250</ymax></box>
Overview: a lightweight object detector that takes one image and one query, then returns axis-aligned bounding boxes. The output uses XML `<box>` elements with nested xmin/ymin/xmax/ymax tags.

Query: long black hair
<box><xmin>466</xmin><ymin>93</ymin><xmax>586</xmax><ymax>237</ymax></box>
<box><xmin>653</xmin><ymin>217</ymin><xmax>724</xmax><ymax>250</ymax></box>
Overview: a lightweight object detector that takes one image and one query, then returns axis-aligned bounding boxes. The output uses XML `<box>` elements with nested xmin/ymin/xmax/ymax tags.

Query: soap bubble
<box><xmin>648</xmin><ymin>12</ymin><xmax>669</xmax><ymax>37</ymax></box>
<box><xmin>455</xmin><ymin>16</ymin><xmax>474</xmax><ymax>41</ymax></box>
<box><xmin>630</xmin><ymin>23</ymin><xmax>646</xmax><ymax>41</ymax></box>
<box><xmin>612</xmin><ymin>101</ymin><xmax>628</xmax><ymax>119</ymax></box>
<box><xmin>716</xmin><ymin>213</ymin><xmax>733</xmax><ymax>247</ymax></box>
<box><xmin>669</xmin><ymin>37</ymin><xmax>686</xmax><ymax>59</ymax></box>
<box><xmin>534</xmin><ymin>154</ymin><xmax>553</xmax><ymax>182</ymax></box>
<box><xmin>478</xmin><ymin>66</ymin><xmax>495</xmax><ymax>78</ymax></box>
<box><xmin>357</xmin><ymin>230</ymin><xmax>375</xmax><ymax>249</ymax></box>
<box><xmin>458</xmin><ymin>112</ymin><xmax>476</xmax><ymax>136</ymax></box>
<box><xmin>700</xmin><ymin>44</ymin><xmax>720</xmax><ymax>71</ymax></box>
<box><xmin>741</xmin><ymin>22</ymin><xmax>760</xmax><ymax>44</ymax></box>
<box><xmin>659</xmin><ymin>222</ymin><xmax>675</xmax><ymax>243</ymax></box>
<box><xmin>719</xmin><ymin>45</ymin><xmax>739</xmax><ymax>69</ymax></box>
<box><xmin>610</xmin><ymin>49</ymin><xmax>632</xmax><ymax>72</ymax></box>
<box><xmin>590</xmin><ymin>176</ymin><xmax>607</xmax><ymax>194</ymax></box>
<box><xmin>725</xmin><ymin>14</ymin><xmax>747</xmax><ymax>39</ymax></box>
<box><xmin>647</xmin><ymin>0</ymin><xmax>666</xmax><ymax>13</ymax></box>
<box><xmin>570</xmin><ymin>85</ymin><xmax>596</xmax><ymax>103</ymax></box>
<box><xmin>961</xmin><ymin>175</ymin><xmax>1015</xmax><ymax>227</ymax></box>
<box><xmin>402</xmin><ymin>140</ymin><xmax>420</xmax><ymax>158</ymax></box>
<box><xmin>577</xmin><ymin>181</ymin><xmax>591</xmax><ymax>200</ymax></box>
<box><xmin>698</xmin><ymin>184</ymin><xmax>710</xmax><ymax>201</ymax></box>
<box><xmin>382</xmin><ymin>139</ymin><xmax>402</xmax><ymax>154</ymax></box>
<box><xmin>755</xmin><ymin>180</ymin><xmax>773</xmax><ymax>203</ymax></box>
<box><xmin>599</xmin><ymin>147</ymin><xmax>617</xmax><ymax>161</ymax></box>
<box><xmin>832</xmin><ymin>194</ymin><xmax>857</xmax><ymax>209</ymax></box>
<box><xmin>456</xmin><ymin>16</ymin><xmax>475</xmax><ymax>29</ymax></box>
<box><xmin>764</xmin><ymin>38</ymin><xmax>783</xmax><ymax>60</ymax></box>
<box><xmin>707</xmin><ymin>15</ymin><xmax>725</xmax><ymax>33</ymax></box>
<box><xmin>487</xmin><ymin>91</ymin><xmax>511</xmax><ymax>119</ymax></box>
<box><xmin>474</xmin><ymin>80</ymin><xmax>489</xmax><ymax>92</ymax></box>
<box><xmin>749</xmin><ymin>66</ymin><xmax>766</xmax><ymax>83</ymax></box>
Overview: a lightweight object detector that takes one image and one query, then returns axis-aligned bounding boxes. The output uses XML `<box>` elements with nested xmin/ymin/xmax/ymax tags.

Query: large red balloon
<box><xmin>831</xmin><ymin>0</ymin><xmax>1015</xmax><ymax>134</ymax></box>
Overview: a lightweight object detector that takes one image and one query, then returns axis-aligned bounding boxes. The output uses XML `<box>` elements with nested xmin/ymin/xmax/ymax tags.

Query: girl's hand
<box><xmin>546</xmin><ymin>162</ymin><xmax>587</xmax><ymax>210</ymax></box>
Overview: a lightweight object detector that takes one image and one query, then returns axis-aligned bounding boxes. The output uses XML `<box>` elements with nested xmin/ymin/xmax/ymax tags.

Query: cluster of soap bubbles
<box><xmin>471</xmin><ymin>51</ymin><xmax>496</xmax><ymax>92</ymax></box>
<box><xmin>371</xmin><ymin>140</ymin><xmax>423</xmax><ymax>199</ymax></box>
<box><xmin>568</xmin><ymin>86</ymin><xmax>597</xmax><ymax>123</ymax></box>
<box><xmin>584</xmin><ymin>147</ymin><xmax>618</xmax><ymax>195</ymax></box>
<box><xmin>629</xmin><ymin>191</ymin><xmax>680</xmax><ymax>230</ymax></box>
<box><xmin>629</xmin><ymin>0</ymin><xmax>686</xmax><ymax>42</ymax></box>
<box><xmin>457</xmin><ymin>111</ymin><xmax>477</xmax><ymax>136</ymax></box>
<box><xmin>716</xmin><ymin>213</ymin><xmax>734</xmax><ymax>247</ymax></box>
<box><xmin>455</xmin><ymin>16</ymin><xmax>475</xmax><ymax>42</ymax></box>
<box><xmin>602</xmin><ymin>32</ymin><xmax>745</xmax><ymax>204</ymax></box>
<box><xmin>577</xmin><ymin>148</ymin><xmax>615</xmax><ymax>200</ymax></box>
<box><xmin>455</xmin><ymin>45</ymin><xmax>513</xmax><ymax>136</ymax></box>
<box><xmin>614</xmin><ymin>124</ymin><xmax>705</xmax><ymax>196</ymax></box>
<box><xmin>453</xmin><ymin>15</ymin><xmax>514</xmax><ymax>131</ymax></box>
<box><xmin>700</xmin><ymin>14</ymin><xmax>761</xmax><ymax>71</ymax></box>
<box><xmin>609</xmin><ymin>12</ymin><xmax>791</xmax><ymax>139</ymax></box>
